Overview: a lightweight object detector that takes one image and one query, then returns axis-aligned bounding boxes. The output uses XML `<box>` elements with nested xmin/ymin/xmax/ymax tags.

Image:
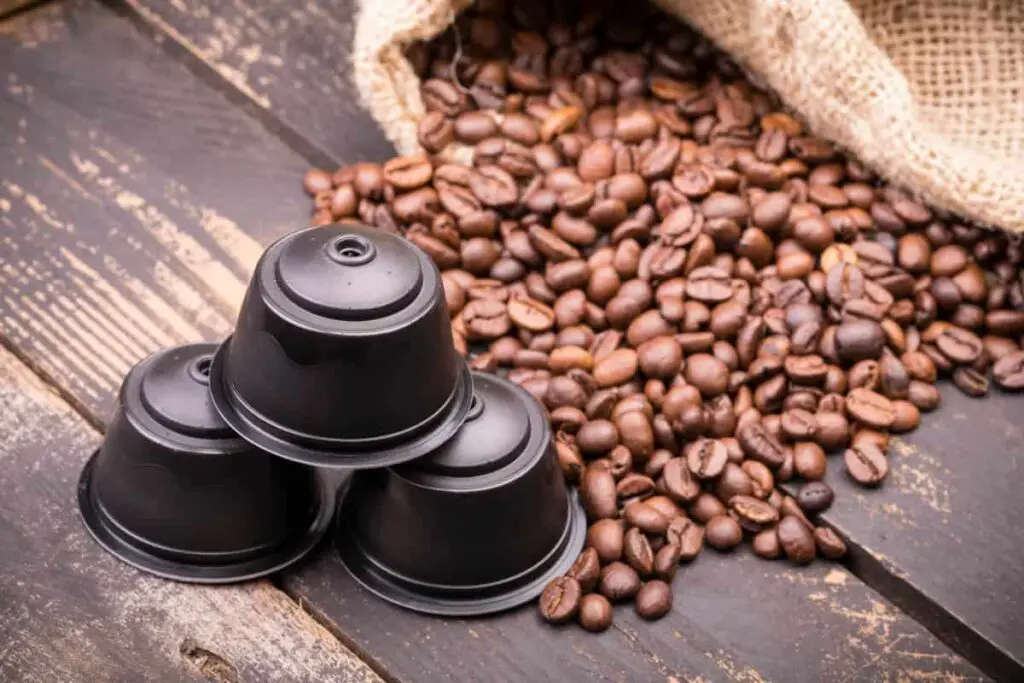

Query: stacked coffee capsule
<box><xmin>77</xmin><ymin>223</ymin><xmax>585</xmax><ymax>615</ymax></box>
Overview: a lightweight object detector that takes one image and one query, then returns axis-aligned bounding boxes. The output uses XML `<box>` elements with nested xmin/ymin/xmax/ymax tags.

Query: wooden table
<box><xmin>0</xmin><ymin>1</ymin><xmax>1020</xmax><ymax>681</ymax></box>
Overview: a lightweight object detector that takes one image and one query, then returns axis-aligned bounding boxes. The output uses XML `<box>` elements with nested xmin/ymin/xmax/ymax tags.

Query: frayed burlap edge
<box><xmin>353</xmin><ymin>0</ymin><xmax>1024</xmax><ymax>233</ymax></box>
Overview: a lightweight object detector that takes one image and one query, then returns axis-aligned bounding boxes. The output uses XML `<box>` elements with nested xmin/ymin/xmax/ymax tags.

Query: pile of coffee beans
<box><xmin>303</xmin><ymin>0</ymin><xmax>1024</xmax><ymax>632</ymax></box>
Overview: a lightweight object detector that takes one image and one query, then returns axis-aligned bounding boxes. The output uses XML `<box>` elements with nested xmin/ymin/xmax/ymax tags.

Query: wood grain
<box><xmin>289</xmin><ymin>534</ymin><xmax>985</xmax><ymax>683</ymax></box>
<box><xmin>112</xmin><ymin>0</ymin><xmax>395</xmax><ymax>166</ymax></box>
<box><xmin>809</xmin><ymin>386</ymin><xmax>1024</xmax><ymax>681</ymax></box>
<box><xmin>0</xmin><ymin>345</ymin><xmax>383</xmax><ymax>683</ymax></box>
<box><xmin>0</xmin><ymin>0</ymin><xmax>315</xmax><ymax>419</ymax></box>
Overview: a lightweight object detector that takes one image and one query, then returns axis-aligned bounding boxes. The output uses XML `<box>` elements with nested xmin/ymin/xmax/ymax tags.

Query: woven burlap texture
<box><xmin>353</xmin><ymin>0</ymin><xmax>1024</xmax><ymax>232</ymax></box>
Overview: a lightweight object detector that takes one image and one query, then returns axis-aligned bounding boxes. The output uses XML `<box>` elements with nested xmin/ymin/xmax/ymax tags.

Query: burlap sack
<box><xmin>353</xmin><ymin>0</ymin><xmax>1024</xmax><ymax>233</ymax></box>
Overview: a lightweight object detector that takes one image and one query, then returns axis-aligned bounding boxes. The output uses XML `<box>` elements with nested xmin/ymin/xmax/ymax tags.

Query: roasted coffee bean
<box><xmin>730</xmin><ymin>495</ymin><xmax>780</xmax><ymax>530</ymax></box>
<box><xmin>645</xmin><ymin>495</ymin><xmax>685</xmax><ymax>522</ymax></box>
<box><xmin>780</xmin><ymin>409</ymin><xmax>817</xmax><ymax>441</ymax></box>
<box><xmin>635</xmin><ymin>580</ymin><xmax>673</xmax><ymax>620</ymax></box>
<box><xmin>578</xmin><ymin>594</ymin><xmax>614</xmax><ymax>632</ymax></box>
<box><xmin>777</xmin><ymin>516</ymin><xmax>816</xmax><ymax>565</ymax></box>
<box><xmin>793</xmin><ymin>441</ymin><xmax>827</xmax><ymax>480</ymax></box>
<box><xmin>666</xmin><ymin>516</ymin><xmax>704</xmax><ymax>561</ymax></box>
<box><xmin>993</xmin><ymin>351</ymin><xmax>1024</xmax><ymax>391</ymax></box>
<box><xmin>953</xmin><ymin>366</ymin><xmax>990</xmax><ymax>397</ymax></box>
<box><xmin>463</xmin><ymin>299</ymin><xmax>511</xmax><ymax>339</ymax></box>
<box><xmin>507</xmin><ymin>296</ymin><xmax>556</xmax><ymax>331</ymax></box>
<box><xmin>662</xmin><ymin>457</ymin><xmax>701</xmax><ymax>503</ymax></box>
<box><xmin>577</xmin><ymin>419</ymin><xmax>619</xmax><ymax>455</ymax></box>
<box><xmin>844</xmin><ymin>443</ymin><xmax>889</xmax><ymax>486</ymax></box>
<box><xmin>852</xmin><ymin>428</ymin><xmax>890</xmax><ymax>453</ymax></box>
<box><xmin>581</xmin><ymin>468</ymin><xmax>618</xmax><ymax>520</ymax></box>
<box><xmin>598</xmin><ymin>562</ymin><xmax>641</xmax><ymax>602</ymax></box>
<box><xmin>753</xmin><ymin>528</ymin><xmax>782</xmax><ymax>559</ymax></box>
<box><xmin>935</xmin><ymin>325</ymin><xmax>984</xmax><ymax>364</ymax></box>
<box><xmin>845</xmin><ymin>388</ymin><xmax>896</xmax><ymax>429</ymax></box>
<box><xmin>624</xmin><ymin>502</ymin><xmax>670</xmax><ymax>535</ymax></box>
<box><xmin>796</xmin><ymin>481</ymin><xmax>834</xmax><ymax>514</ymax></box>
<box><xmin>539</xmin><ymin>576</ymin><xmax>581</xmax><ymax>624</ymax></box>
<box><xmin>908</xmin><ymin>380</ymin><xmax>941</xmax><ymax>411</ymax></box>
<box><xmin>686</xmin><ymin>438</ymin><xmax>728</xmax><ymax>479</ymax></box>
<box><xmin>814</xmin><ymin>527</ymin><xmax>847</xmax><ymax>559</ymax></box>
<box><xmin>594</xmin><ymin>349</ymin><xmax>639</xmax><ymax>387</ymax></box>
<box><xmin>684</xmin><ymin>353</ymin><xmax>730</xmax><ymax>397</ymax></box>
<box><xmin>890</xmin><ymin>400</ymin><xmax>920</xmax><ymax>433</ymax></box>
<box><xmin>624</xmin><ymin>527</ymin><xmax>655</xmax><ymax>575</ymax></box>
<box><xmin>705</xmin><ymin>515</ymin><xmax>743</xmax><ymax>551</ymax></box>
<box><xmin>835</xmin><ymin>319</ymin><xmax>885</xmax><ymax>363</ymax></box>
<box><xmin>737</xmin><ymin>420</ymin><xmax>787</xmax><ymax>467</ymax></box>
<box><xmin>587</xmin><ymin>518</ymin><xmax>625</xmax><ymax>564</ymax></box>
<box><xmin>653</xmin><ymin>542</ymin><xmax>682</xmax><ymax>581</ymax></box>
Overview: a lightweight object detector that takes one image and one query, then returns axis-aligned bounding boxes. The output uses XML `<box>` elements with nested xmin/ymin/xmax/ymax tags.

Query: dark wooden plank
<box><xmin>810</xmin><ymin>386</ymin><xmax>1024</xmax><ymax>681</ymax></box>
<box><xmin>0</xmin><ymin>346</ymin><xmax>383</xmax><ymax>683</ymax></box>
<box><xmin>112</xmin><ymin>0</ymin><xmax>394</xmax><ymax>165</ymax></box>
<box><xmin>0</xmin><ymin>0</ymin><xmax>316</xmax><ymax>418</ymax></box>
<box><xmin>289</xmin><ymin>541</ymin><xmax>985</xmax><ymax>683</ymax></box>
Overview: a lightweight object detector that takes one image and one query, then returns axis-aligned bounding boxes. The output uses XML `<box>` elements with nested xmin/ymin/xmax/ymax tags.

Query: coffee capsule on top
<box><xmin>209</xmin><ymin>224</ymin><xmax>473</xmax><ymax>469</ymax></box>
<box><xmin>335</xmin><ymin>372</ymin><xmax>586</xmax><ymax>616</ymax></box>
<box><xmin>77</xmin><ymin>343</ymin><xmax>333</xmax><ymax>583</ymax></box>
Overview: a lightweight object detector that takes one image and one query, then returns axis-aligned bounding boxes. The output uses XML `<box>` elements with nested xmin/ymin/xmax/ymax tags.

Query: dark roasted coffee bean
<box><xmin>777</xmin><ymin>516</ymin><xmax>816</xmax><ymax>565</ymax></box>
<box><xmin>815</xmin><ymin>411</ymin><xmax>850</xmax><ymax>451</ymax></box>
<box><xmin>598</xmin><ymin>562</ymin><xmax>641</xmax><ymax>602</ymax></box>
<box><xmin>568</xmin><ymin>548</ymin><xmax>602</xmax><ymax>593</ymax></box>
<box><xmin>844</xmin><ymin>443</ymin><xmax>889</xmax><ymax>486</ymax></box>
<box><xmin>578</xmin><ymin>593</ymin><xmax>614</xmax><ymax>632</ymax></box>
<box><xmin>796</xmin><ymin>481</ymin><xmax>834</xmax><ymax>514</ymax></box>
<box><xmin>539</xmin><ymin>576</ymin><xmax>581</xmax><ymax>624</ymax></box>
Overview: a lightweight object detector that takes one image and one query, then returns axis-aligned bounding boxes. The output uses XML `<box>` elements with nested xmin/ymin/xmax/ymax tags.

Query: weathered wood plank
<box><xmin>290</xmin><ymin>543</ymin><xmax>985</xmax><ymax>683</ymax></box>
<box><xmin>112</xmin><ymin>0</ymin><xmax>394</xmax><ymax>165</ymax></box>
<box><xmin>0</xmin><ymin>0</ymin><xmax>312</xmax><ymax>418</ymax></box>
<box><xmin>811</xmin><ymin>386</ymin><xmax>1024</xmax><ymax>682</ymax></box>
<box><xmin>0</xmin><ymin>346</ymin><xmax>383</xmax><ymax>683</ymax></box>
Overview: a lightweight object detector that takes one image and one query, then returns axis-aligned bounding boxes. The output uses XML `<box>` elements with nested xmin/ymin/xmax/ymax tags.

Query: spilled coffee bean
<box><xmin>306</xmin><ymin>0</ymin><xmax>1023</xmax><ymax>634</ymax></box>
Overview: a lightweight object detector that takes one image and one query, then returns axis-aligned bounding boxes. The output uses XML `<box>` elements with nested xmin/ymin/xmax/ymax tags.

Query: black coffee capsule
<box><xmin>77</xmin><ymin>343</ymin><xmax>333</xmax><ymax>583</ymax></box>
<box><xmin>335</xmin><ymin>372</ymin><xmax>586</xmax><ymax>616</ymax></box>
<box><xmin>209</xmin><ymin>224</ymin><xmax>473</xmax><ymax>468</ymax></box>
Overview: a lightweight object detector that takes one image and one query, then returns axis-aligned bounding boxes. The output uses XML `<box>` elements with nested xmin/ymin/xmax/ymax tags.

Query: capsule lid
<box><xmin>411</xmin><ymin>373</ymin><xmax>531</xmax><ymax>477</ymax></box>
<box><xmin>274</xmin><ymin>224</ymin><xmax>424</xmax><ymax>321</ymax></box>
<box><xmin>137</xmin><ymin>344</ymin><xmax>234</xmax><ymax>440</ymax></box>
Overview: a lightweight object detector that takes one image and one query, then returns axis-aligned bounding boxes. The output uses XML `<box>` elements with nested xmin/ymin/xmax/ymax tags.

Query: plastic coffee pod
<box><xmin>77</xmin><ymin>343</ymin><xmax>334</xmax><ymax>584</ymax></box>
<box><xmin>335</xmin><ymin>372</ymin><xmax>587</xmax><ymax>616</ymax></box>
<box><xmin>209</xmin><ymin>223</ymin><xmax>473</xmax><ymax>469</ymax></box>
